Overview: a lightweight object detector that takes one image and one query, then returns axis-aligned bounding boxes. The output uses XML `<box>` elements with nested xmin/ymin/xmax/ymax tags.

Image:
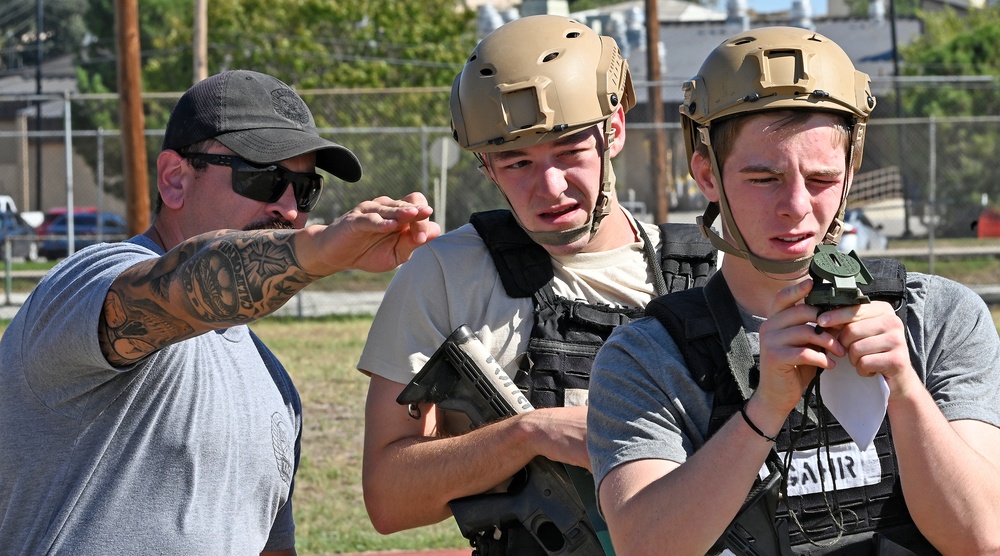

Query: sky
<box><xmin>714</xmin><ymin>0</ymin><xmax>829</xmax><ymax>15</ymax></box>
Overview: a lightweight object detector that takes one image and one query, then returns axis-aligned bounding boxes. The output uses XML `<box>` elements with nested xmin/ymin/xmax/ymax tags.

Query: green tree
<box><xmin>78</xmin><ymin>0</ymin><xmax>474</xmax><ymax>105</ymax></box>
<box><xmin>900</xmin><ymin>8</ymin><xmax>1000</xmax><ymax>89</ymax></box>
<box><xmin>74</xmin><ymin>0</ymin><xmax>480</xmax><ymax>224</ymax></box>
<box><xmin>897</xmin><ymin>7</ymin><xmax>1000</xmax><ymax>235</ymax></box>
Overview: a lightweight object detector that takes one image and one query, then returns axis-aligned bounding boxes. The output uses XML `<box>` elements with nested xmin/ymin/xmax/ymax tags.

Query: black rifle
<box><xmin>397</xmin><ymin>324</ymin><xmax>609</xmax><ymax>556</ymax></box>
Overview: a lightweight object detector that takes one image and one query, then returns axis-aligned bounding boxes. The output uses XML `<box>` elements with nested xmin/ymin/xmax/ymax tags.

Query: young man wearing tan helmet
<box><xmin>587</xmin><ymin>27</ymin><xmax>1000</xmax><ymax>555</ymax></box>
<box><xmin>358</xmin><ymin>14</ymin><xmax>714</xmax><ymax>555</ymax></box>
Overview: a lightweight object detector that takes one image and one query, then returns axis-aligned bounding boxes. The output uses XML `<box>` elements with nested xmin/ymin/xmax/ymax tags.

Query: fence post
<box><xmin>4</xmin><ymin>239</ymin><xmax>11</xmax><ymax>306</ymax></box>
<box><xmin>420</xmin><ymin>126</ymin><xmax>430</xmax><ymax>199</ymax></box>
<box><xmin>64</xmin><ymin>92</ymin><xmax>77</xmax><ymax>257</ymax></box>
<box><xmin>928</xmin><ymin>115</ymin><xmax>937</xmax><ymax>275</ymax></box>
<box><xmin>97</xmin><ymin>128</ymin><xmax>106</xmax><ymax>223</ymax></box>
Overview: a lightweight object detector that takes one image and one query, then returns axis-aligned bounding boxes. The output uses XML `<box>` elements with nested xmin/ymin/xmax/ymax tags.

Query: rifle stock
<box><xmin>397</xmin><ymin>324</ymin><xmax>606</xmax><ymax>556</ymax></box>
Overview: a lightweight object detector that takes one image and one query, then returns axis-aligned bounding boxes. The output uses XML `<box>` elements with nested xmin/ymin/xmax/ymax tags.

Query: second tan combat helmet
<box><xmin>451</xmin><ymin>15</ymin><xmax>634</xmax><ymax>153</ymax></box>
<box><xmin>450</xmin><ymin>15</ymin><xmax>635</xmax><ymax>246</ymax></box>
<box><xmin>679</xmin><ymin>26</ymin><xmax>876</xmax><ymax>275</ymax></box>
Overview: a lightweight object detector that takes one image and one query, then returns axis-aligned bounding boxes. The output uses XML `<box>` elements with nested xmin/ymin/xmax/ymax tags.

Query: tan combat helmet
<box><xmin>451</xmin><ymin>14</ymin><xmax>635</xmax><ymax>246</ymax></box>
<box><xmin>679</xmin><ymin>26</ymin><xmax>876</xmax><ymax>275</ymax></box>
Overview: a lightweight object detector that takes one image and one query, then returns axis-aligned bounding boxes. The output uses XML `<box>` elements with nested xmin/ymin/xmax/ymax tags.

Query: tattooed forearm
<box><xmin>137</xmin><ymin>242</ymin><xmax>194</xmax><ymax>302</ymax></box>
<box><xmin>180</xmin><ymin>230</ymin><xmax>321</xmax><ymax>322</ymax></box>
<box><xmin>101</xmin><ymin>229</ymin><xmax>324</xmax><ymax>363</ymax></box>
<box><xmin>100</xmin><ymin>289</ymin><xmax>196</xmax><ymax>365</ymax></box>
<box><xmin>184</xmin><ymin>240</ymin><xmax>250</xmax><ymax>322</ymax></box>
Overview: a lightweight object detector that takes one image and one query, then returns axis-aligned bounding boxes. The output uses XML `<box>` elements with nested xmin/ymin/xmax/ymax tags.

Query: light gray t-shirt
<box><xmin>588</xmin><ymin>272</ymin><xmax>1000</xmax><ymax>492</ymax></box>
<box><xmin>0</xmin><ymin>236</ymin><xmax>301</xmax><ymax>554</ymax></box>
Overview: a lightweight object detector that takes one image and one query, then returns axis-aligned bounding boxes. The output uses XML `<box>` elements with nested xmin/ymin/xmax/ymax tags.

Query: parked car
<box><xmin>837</xmin><ymin>208</ymin><xmax>888</xmax><ymax>253</ymax></box>
<box><xmin>36</xmin><ymin>206</ymin><xmax>99</xmax><ymax>238</ymax></box>
<box><xmin>0</xmin><ymin>210</ymin><xmax>40</xmax><ymax>261</ymax></box>
<box><xmin>39</xmin><ymin>212</ymin><xmax>128</xmax><ymax>259</ymax></box>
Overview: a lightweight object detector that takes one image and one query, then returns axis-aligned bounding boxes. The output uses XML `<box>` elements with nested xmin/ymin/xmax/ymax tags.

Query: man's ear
<box><xmin>156</xmin><ymin>150</ymin><xmax>188</xmax><ymax>210</ymax></box>
<box><xmin>691</xmin><ymin>151</ymin><xmax>721</xmax><ymax>203</ymax></box>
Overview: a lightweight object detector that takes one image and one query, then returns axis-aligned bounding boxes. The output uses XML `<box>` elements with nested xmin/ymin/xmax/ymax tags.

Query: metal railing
<box><xmin>2</xmin><ymin>233</ymin><xmax>128</xmax><ymax>306</ymax></box>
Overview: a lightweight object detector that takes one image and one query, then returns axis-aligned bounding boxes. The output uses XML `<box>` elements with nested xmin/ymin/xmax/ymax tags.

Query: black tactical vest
<box><xmin>645</xmin><ymin>263</ymin><xmax>940</xmax><ymax>556</ymax></box>
<box><xmin>468</xmin><ymin>209</ymin><xmax>717</xmax><ymax>555</ymax></box>
<box><xmin>471</xmin><ymin>209</ymin><xmax>716</xmax><ymax>409</ymax></box>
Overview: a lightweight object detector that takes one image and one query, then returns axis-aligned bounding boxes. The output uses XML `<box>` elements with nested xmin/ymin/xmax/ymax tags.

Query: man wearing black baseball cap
<box><xmin>162</xmin><ymin>69</ymin><xmax>362</xmax><ymax>184</ymax></box>
<box><xmin>0</xmin><ymin>70</ymin><xmax>439</xmax><ymax>554</ymax></box>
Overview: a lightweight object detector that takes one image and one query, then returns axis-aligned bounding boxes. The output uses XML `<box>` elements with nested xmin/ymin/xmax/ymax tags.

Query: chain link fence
<box><xmin>4</xmin><ymin>80</ymin><xmax>1000</xmax><ymax>313</ymax></box>
<box><xmin>2</xmin><ymin>79</ymin><xmax>1000</xmax><ymax>251</ymax></box>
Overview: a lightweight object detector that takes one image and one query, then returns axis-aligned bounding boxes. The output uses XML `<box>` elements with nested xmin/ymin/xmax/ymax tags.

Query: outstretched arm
<box><xmin>99</xmin><ymin>194</ymin><xmax>439</xmax><ymax>366</ymax></box>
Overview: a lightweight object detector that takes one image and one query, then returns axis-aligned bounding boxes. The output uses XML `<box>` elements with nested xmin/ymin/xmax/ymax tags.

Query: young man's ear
<box><xmin>690</xmin><ymin>150</ymin><xmax>721</xmax><ymax>203</ymax></box>
<box><xmin>607</xmin><ymin>105</ymin><xmax>626</xmax><ymax>158</ymax></box>
<box><xmin>156</xmin><ymin>150</ymin><xmax>188</xmax><ymax>210</ymax></box>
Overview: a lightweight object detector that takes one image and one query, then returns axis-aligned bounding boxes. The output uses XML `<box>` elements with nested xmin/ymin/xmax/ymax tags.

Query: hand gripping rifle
<box><xmin>396</xmin><ymin>324</ymin><xmax>610</xmax><ymax>556</ymax></box>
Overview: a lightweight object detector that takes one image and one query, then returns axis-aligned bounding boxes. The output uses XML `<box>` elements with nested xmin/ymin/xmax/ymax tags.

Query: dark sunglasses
<box><xmin>182</xmin><ymin>153</ymin><xmax>324</xmax><ymax>212</ymax></box>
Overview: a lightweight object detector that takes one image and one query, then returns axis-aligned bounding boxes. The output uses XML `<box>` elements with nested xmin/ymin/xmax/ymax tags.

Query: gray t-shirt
<box><xmin>588</xmin><ymin>272</ymin><xmax>1000</xmax><ymax>493</ymax></box>
<box><xmin>0</xmin><ymin>236</ymin><xmax>301</xmax><ymax>554</ymax></box>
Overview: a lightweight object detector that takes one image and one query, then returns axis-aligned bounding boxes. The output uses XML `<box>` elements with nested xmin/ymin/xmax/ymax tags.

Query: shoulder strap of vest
<box><xmin>644</xmin><ymin>283</ymin><xmax>727</xmax><ymax>391</ymax></box>
<box><xmin>859</xmin><ymin>257</ymin><xmax>907</xmax><ymax>324</ymax></box>
<box><xmin>470</xmin><ymin>209</ymin><xmax>553</xmax><ymax>298</ymax></box>
<box><xmin>645</xmin><ymin>272</ymin><xmax>755</xmax><ymax>396</ymax></box>
<box><xmin>703</xmin><ymin>274</ymin><xmax>757</xmax><ymax>402</ymax></box>
<box><xmin>658</xmin><ymin>222</ymin><xmax>718</xmax><ymax>293</ymax></box>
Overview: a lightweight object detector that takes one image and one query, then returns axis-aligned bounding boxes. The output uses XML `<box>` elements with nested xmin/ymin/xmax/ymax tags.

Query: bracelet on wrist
<box><xmin>740</xmin><ymin>403</ymin><xmax>777</xmax><ymax>443</ymax></box>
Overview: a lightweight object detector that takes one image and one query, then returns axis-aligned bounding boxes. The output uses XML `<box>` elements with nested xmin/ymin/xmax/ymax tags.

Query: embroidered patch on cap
<box><xmin>271</xmin><ymin>88</ymin><xmax>310</xmax><ymax>125</ymax></box>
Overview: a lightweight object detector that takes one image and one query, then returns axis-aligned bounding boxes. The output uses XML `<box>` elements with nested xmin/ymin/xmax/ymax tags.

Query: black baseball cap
<box><xmin>162</xmin><ymin>70</ymin><xmax>362</xmax><ymax>182</ymax></box>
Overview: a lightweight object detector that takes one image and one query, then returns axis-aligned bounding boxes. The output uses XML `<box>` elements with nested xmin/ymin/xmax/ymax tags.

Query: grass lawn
<box><xmin>250</xmin><ymin>315</ymin><xmax>467</xmax><ymax>554</ymax></box>
<box><xmin>2</xmin><ymin>249</ymin><xmax>1000</xmax><ymax>553</ymax></box>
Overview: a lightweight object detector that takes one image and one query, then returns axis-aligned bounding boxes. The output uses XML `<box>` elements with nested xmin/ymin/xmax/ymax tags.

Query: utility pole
<box><xmin>34</xmin><ymin>0</ymin><xmax>43</xmax><ymax>211</ymax></box>
<box><xmin>646</xmin><ymin>0</ymin><xmax>671</xmax><ymax>222</ymax></box>
<box><xmin>193</xmin><ymin>0</ymin><xmax>208</xmax><ymax>83</ymax></box>
<box><xmin>115</xmin><ymin>0</ymin><xmax>150</xmax><ymax>234</ymax></box>
<box><xmin>889</xmin><ymin>0</ymin><xmax>911</xmax><ymax>238</ymax></box>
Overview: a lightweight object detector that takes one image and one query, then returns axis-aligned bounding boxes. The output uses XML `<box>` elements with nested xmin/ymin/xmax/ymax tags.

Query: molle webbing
<box><xmin>657</xmin><ymin>222</ymin><xmax>718</xmax><ymax>292</ymax></box>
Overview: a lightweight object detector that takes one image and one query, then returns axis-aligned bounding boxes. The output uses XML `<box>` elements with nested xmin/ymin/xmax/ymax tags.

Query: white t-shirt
<box><xmin>357</xmin><ymin>216</ymin><xmax>661</xmax><ymax>385</ymax></box>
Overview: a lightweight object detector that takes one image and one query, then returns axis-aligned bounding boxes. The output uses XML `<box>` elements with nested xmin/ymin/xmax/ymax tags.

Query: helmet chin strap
<box><xmin>479</xmin><ymin>117</ymin><xmax>617</xmax><ymax>247</ymax></box>
<box><xmin>695</xmin><ymin>126</ymin><xmax>857</xmax><ymax>277</ymax></box>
